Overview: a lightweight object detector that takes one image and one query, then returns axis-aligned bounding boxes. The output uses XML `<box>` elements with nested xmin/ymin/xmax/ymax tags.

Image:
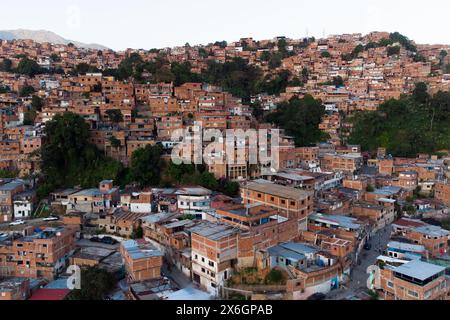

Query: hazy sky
<box><xmin>1</xmin><ymin>0</ymin><xmax>449</xmax><ymax>51</ymax></box>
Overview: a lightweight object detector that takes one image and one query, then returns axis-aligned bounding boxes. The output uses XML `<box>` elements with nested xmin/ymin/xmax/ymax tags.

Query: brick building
<box><xmin>120</xmin><ymin>239</ymin><xmax>163</xmax><ymax>282</ymax></box>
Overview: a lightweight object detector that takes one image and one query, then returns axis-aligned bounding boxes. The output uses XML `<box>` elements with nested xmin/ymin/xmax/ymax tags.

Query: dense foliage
<box><xmin>128</xmin><ymin>144</ymin><xmax>164</xmax><ymax>188</ymax></box>
<box><xmin>39</xmin><ymin>113</ymin><xmax>125</xmax><ymax>195</ymax></box>
<box><xmin>65</xmin><ymin>266</ymin><xmax>117</xmax><ymax>300</ymax></box>
<box><xmin>165</xmin><ymin>163</ymin><xmax>240</xmax><ymax>196</ymax></box>
<box><xmin>202</xmin><ymin>57</ymin><xmax>263</xmax><ymax>101</ymax></box>
<box><xmin>348</xmin><ymin>84</ymin><xmax>450</xmax><ymax>157</ymax></box>
<box><xmin>266</xmin><ymin>95</ymin><xmax>328</xmax><ymax>147</ymax></box>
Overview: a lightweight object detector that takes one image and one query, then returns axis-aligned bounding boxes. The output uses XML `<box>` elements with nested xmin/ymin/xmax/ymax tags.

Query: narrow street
<box><xmin>162</xmin><ymin>264</ymin><xmax>193</xmax><ymax>289</ymax></box>
<box><xmin>327</xmin><ymin>225</ymin><xmax>393</xmax><ymax>300</ymax></box>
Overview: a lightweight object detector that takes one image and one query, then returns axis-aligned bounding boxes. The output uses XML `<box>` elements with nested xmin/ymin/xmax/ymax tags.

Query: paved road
<box><xmin>0</xmin><ymin>218</ymin><xmax>62</xmax><ymax>231</ymax></box>
<box><xmin>162</xmin><ymin>264</ymin><xmax>193</xmax><ymax>289</ymax></box>
<box><xmin>327</xmin><ymin>225</ymin><xmax>393</xmax><ymax>300</ymax></box>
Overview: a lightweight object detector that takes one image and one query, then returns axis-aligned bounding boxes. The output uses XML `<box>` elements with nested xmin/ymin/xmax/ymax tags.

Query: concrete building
<box><xmin>190</xmin><ymin>222</ymin><xmax>239</xmax><ymax>296</ymax></box>
<box><xmin>378</xmin><ymin>260</ymin><xmax>448</xmax><ymax>300</ymax></box>
<box><xmin>242</xmin><ymin>180</ymin><xmax>313</xmax><ymax>231</ymax></box>
<box><xmin>120</xmin><ymin>239</ymin><xmax>163</xmax><ymax>282</ymax></box>
<box><xmin>0</xmin><ymin>226</ymin><xmax>77</xmax><ymax>280</ymax></box>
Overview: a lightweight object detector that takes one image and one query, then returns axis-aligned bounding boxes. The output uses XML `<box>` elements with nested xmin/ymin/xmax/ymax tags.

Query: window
<box><xmin>209</xmin><ymin>261</ymin><xmax>214</xmax><ymax>267</ymax></box>
<box><xmin>387</xmin><ymin>281</ymin><xmax>394</xmax><ymax>288</ymax></box>
<box><xmin>202</xmin><ymin>257</ymin><xmax>205</xmax><ymax>263</ymax></box>
<box><xmin>407</xmin><ymin>290</ymin><xmax>418</xmax><ymax>298</ymax></box>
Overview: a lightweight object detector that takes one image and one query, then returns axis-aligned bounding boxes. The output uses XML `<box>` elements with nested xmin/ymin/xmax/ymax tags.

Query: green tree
<box><xmin>389</xmin><ymin>32</ymin><xmax>417</xmax><ymax>52</ymax></box>
<box><xmin>413</xmin><ymin>82</ymin><xmax>430</xmax><ymax>104</ymax></box>
<box><xmin>23</xmin><ymin>110</ymin><xmax>37</xmax><ymax>125</ymax></box>
<box><xmin>171</xmin><ymin>62</ymin><xmax>201</xmax><ymax>86</ymax></box>
<box><xmin>40</xmin><ymin>112</ymin><xmax>125</xmax><ymax>192</ymax></box>
<box><xmin>74</xmin><ymin>63</ymin><xmax>99</xmax><ymax>75</ymax></box>
<box><xmin>198</xmin><ymin>48</ymin><xmax>209</xmax><ymax>59</ymax></box>
<box><xmin>333</xmin><ymin>76</ymin><xmax>344</xmax><ymax>87</ymax></box>
<box><xmin>0</xmin><ymin>169</ymin><xmax>19</xmax><ymax>178</ymax></box>
<box><xmin>0</xmin><ymin>58</ymin><xmax>12</xmax><ymax>72</ymax></box>
<box><xmin>268</xmin><ymin>53</ymin><xmax>283</xmax><ymax>69</ymax></box>
<box><xmin>166</xmin><ymin>163</ymin><xmax>196</xmax><ymax>182</ymax></box>
<box><xmin>0</xmin><ymin>85</ymin><xmax>10</xmax><ymax>94</ymax></box>
<box><xmin>387</xmin><ymin>46</ymin><xmax>401</xmax><ymax>56</ymax></box>
<box><xmin>202</xmin><ymin>57</ymin><xmax>263</xmax><ymax>101</ymax></box>
<box><xmin>251</xmin><ymin>101</ymin><xmax>265</xmax><ymax>121</ymax></box>
<box><xmin>129</xmin><ymin>145</ymin><xmax>164</xmax><ymax>187</ymax></box>
<box><xmin>105</xmin><ymin>109</ymin><xmax>123</xmax><ymax>124</ymax></box>
<box><xmin>321</xmin><ymin>51</ymin><xmax>331</xmax><ymax>58</ymax></box>
<box><xmin>17</xmin><ymin>58</ymin><xmax>42</xmax><ymax>77</ymax></box>
<box><xmin>19</xmin><ymin>85</ymin><xmax>35</xmax><ymax>97</ymax></box>
<box><xmin>155</xmin><ymin>65</ymin><xmax>175</xmax><ymax>83</ymax></box>
<box><xmin>109</xmin><ymin>136</ymin><xmax>121</xmax><ymax>149</ymax></box>
<box><xmin>258</xmin><ymin>70</ymin><xmax>291</xmax><ymax>95</ymax></box>
<box><xmin>301</xmin><ymin>67</ymin><xmax>309</xmax><ymax>82</ymax></box>
<box><xmin>348</xmin><ymin>89</ymin><xmax>450</xmax><ymax>157</ymax></box>
<box><xmin>260</xmin><ymin>51</ymin><xmax>271</xmax><ymax>62</ymax></box>
<box><xmin>199</xmin><ymin>171</ymin><xmax>218</xmax><ymax>190</ymax></box>
<box><xmin>65</xmin><ymin>266</ymin><xmax>117</xmax><ymax>300</ymax></box>
<box><xmin>131</xmin><ymin>226</ymin><xmax>144</xmax><ymax>239</ymax></box>
<box><xmin>214</xmin><ymin>41</ymin><xmax>228</xmax><ymax>48</ymax></box>
<box><xmin>218</xmin><ymin>179</ymin><xmax>240</xmax><ymax>197</ymax></box>
<box><xmin>265</xmin><ymin>269</ymin><xmax>285</xmax><ymax>285</ymax></box>
<box><xmin>31</xmin><ymin>95</ymin><xmax>44</xmax><ymax>111</ymax></box>
<box><xmin>266</xmin><ymin>95</ymin><xmax>327</xmax><ymax>147</ymax></box>
<box><xmin>50</xmin><ymin>54</ymin><xmax>61</xmax><ymax>62</ymax></box>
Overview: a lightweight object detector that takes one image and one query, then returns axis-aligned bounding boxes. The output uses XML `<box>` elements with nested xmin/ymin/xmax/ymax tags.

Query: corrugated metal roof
<box><xmin>394</xmin><ymin>260</ymin><xmax>445</xmax><ymax>281</ymax></box>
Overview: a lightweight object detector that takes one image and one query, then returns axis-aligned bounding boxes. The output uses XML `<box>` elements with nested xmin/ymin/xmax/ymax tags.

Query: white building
<box><xmin>176</xmin><ymin>187</ymin><xmax>212</xmax><ymax>216</ymax></box>
<box><xmin>13</xmin><ymin>191</ymin><xmax>35</xmax><ymax>219</ymax></box>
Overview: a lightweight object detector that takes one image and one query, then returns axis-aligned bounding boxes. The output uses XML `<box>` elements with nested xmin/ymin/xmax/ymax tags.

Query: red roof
<box><xmin>29</xmin><ymin>289</ymin><xmax>71</xmax><ymax>301</ymax></box>
<box><xmin>393</xmin><ymin>218</ymin><xmax>428</xmax><ymax>228</ymax></box>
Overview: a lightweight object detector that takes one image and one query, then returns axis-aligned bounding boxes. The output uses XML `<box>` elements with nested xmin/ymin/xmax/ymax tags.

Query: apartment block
<box><xmin>190</xmin><ymin>222</ymin><xmax>239</xmax><ymax>295</ymax></box>
<box><xmin>0</xmin><ymin>226</ymin><xmax>77</xmax><ymax>280</ymax></box>
<box><xmin>241</xmin><ymin>180</ymin><xmax>314</xmax><ymax>231</ymax></box>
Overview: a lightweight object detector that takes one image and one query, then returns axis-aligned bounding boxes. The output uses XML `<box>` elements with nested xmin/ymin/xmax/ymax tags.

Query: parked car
<box><xmin>364</xmin><ymin>243</ymin><xmax>372</xmax><ymax>250</ymax></box>
<box><xmin>43</xmin><ymin>216</ymin><xmax>60</xmax><ymax>222</ymax></box>
<box><xmin>90</xmin><ymin>236</ymin><xmax>101</xmax><ymax>243</ymax></box>
<box><xmin>101</xmin><ymin>236</ymin><xmax>118</xmax><ymax>245</ymax></box>
<box><xmin>9</xmin><ymin>220</ymin><xmax>26</xmax><ymax>226</ymax></box>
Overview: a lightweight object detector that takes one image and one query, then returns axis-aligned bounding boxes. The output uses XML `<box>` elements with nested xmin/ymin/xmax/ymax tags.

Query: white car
<box><xmin>43</xmin><ymin>216</ymin><xmax>60</xmax><ymax>222</ymax></box>
<box><xmin>9</xmin><ymin>220</ymin><xmax>26</xmax><ymax>226</ymax></box>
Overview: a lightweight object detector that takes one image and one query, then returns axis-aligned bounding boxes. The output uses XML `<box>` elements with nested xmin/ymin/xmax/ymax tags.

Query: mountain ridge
<box><xmin>0</xmin><ymin>29</ymin><xmax>108</xmax><ymax>50</ymax></box>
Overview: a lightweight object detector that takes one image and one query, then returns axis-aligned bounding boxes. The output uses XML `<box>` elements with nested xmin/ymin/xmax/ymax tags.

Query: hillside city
<box><xmin>0</xmin><ymin>31</ymin><xmax>449</xmax><ymax>301</ymax></box>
